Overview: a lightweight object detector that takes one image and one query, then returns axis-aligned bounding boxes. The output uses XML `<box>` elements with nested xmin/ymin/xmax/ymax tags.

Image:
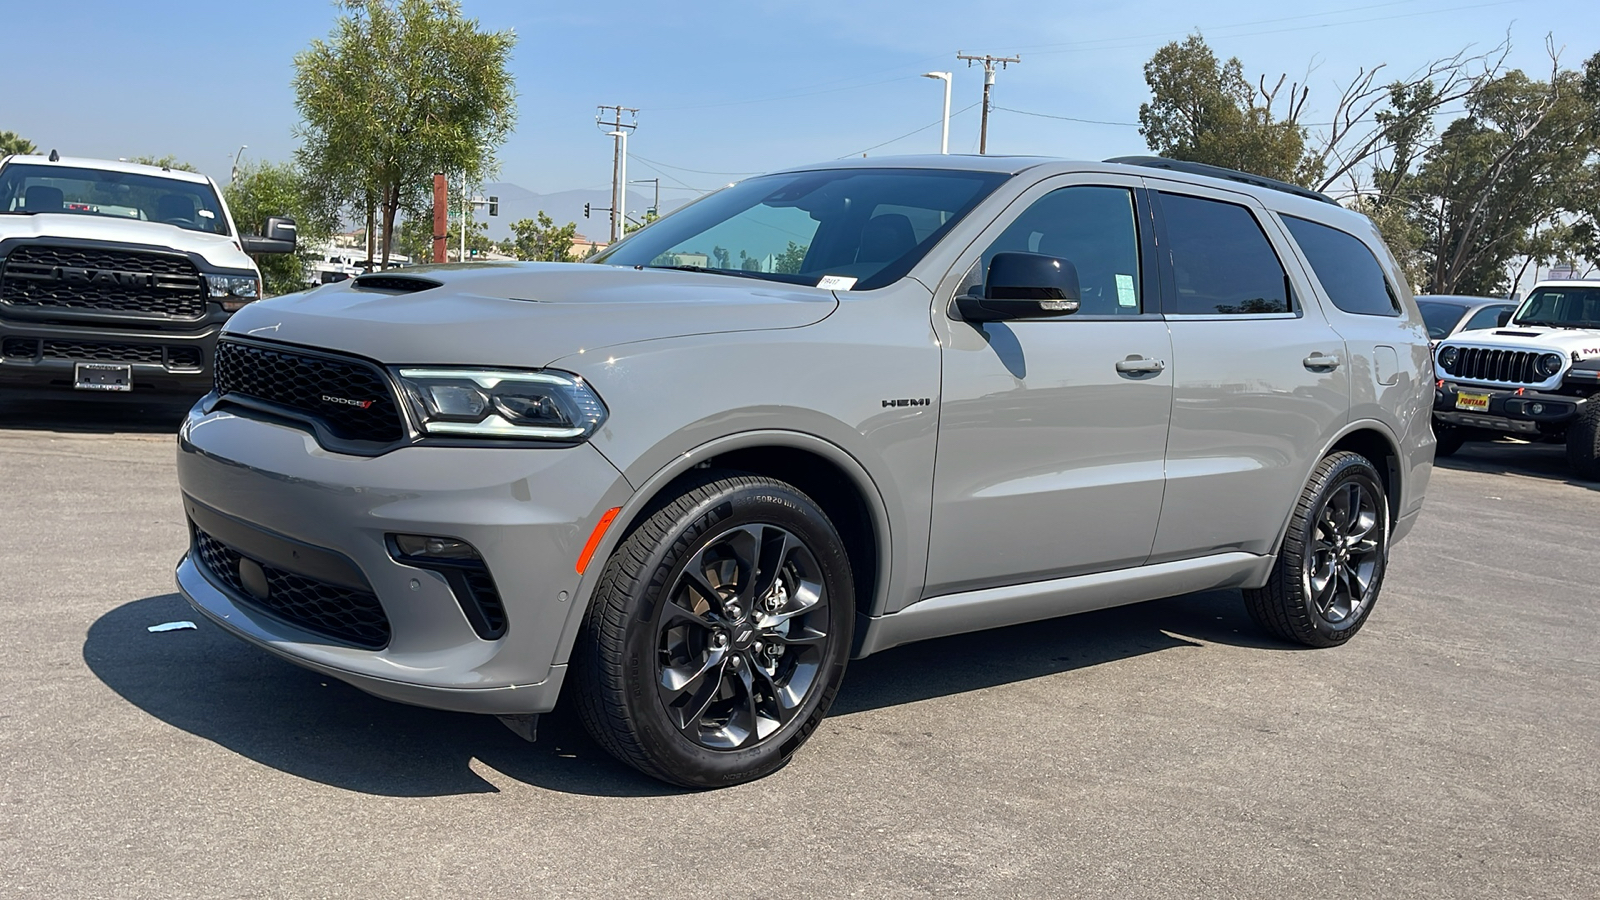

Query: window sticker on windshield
<box><xmin>1115</xmin><ymin>273</ymin><xmax>1137</xmax><ymax>307</ymax></box>
<box><xmin>817</xmin><ymin>275</ymin><xmax>857</xmax><ymax>291</ymax></box>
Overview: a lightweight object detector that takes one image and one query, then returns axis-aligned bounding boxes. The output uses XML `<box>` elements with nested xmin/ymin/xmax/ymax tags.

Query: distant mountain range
<box><xmin>476</xmin><ymin>182</ymin><xmax>683</xmax><ymax>243</ymax></box>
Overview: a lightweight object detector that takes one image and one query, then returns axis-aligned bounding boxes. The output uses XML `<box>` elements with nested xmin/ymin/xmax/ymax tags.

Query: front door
<box><xmin>924</xmin><ymin>177</ymin><xmax>1173</xmax><ymax>598</ymax></box>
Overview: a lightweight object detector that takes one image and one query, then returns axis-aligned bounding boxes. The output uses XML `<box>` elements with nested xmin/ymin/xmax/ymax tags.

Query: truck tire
<box><xmin>573</xmin><ymin>471</ymin><xmax>854</xmax><ymax>788</ymax></box>
<box><xmin>1243</xmin><ymin>451</ymin><xmax>1389</xmax><ymax>648</ymax></box>
<box><xmin>1566</xmin><ymin>402</ymin><xmax>1600</xmax><ymax>481</ymax></box>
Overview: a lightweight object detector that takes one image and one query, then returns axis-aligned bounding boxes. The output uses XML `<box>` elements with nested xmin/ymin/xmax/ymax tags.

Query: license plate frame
<box><xmin>1454</xmin><ymin>391</ymin><xmax>1490</xmax><ymax>413</ymax></box>
<box><xmin>73</xmin><ymin>362</ymin><xmax>132</xmax><ymax>392</ymax></box>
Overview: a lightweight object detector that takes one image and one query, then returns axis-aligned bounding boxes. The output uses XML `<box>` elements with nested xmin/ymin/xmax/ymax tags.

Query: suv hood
<box><xmin>0</xmin><ymin>212</ymin><xmax>258</xmax><ymax>273</ymax></box>
<box><xmin>222</xmin><ymin>262</ymin><xmax>840</xmax><ymax>368</ymax></box>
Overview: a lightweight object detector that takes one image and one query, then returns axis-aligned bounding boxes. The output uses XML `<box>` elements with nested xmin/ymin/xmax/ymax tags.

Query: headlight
<box><xmin>206</xmin><ymin>274</ymin><xmax>261</xmax><ymax>311</ymax></box>
<box><xmin>1439</xmin><ymin>346</ymin><xmax>1459</xmax><ymax>370</ymax></box>
<box><xmin>1537</xmin><ymin>353</ymin><xmax>1564</xmax><ymax>378</ymax></box>
<box><xmin>396</xmin><ymin>368</ymin><xmax>607</xmax><ymax>441</ymax></box>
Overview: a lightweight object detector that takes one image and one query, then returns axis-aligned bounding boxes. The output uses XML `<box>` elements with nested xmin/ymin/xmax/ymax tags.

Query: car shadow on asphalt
<box><xmin>85</xmin><ymin>588</ymin><xmax>1288</xmax><ymax>799</ymax></box>
<box><xmin>0</xmin><ymin>397</ymin><xmax>193</xmax><ymax>434</ymax></box>
<box><xmin>1434</xmin><ymin>439</ymin><xmax>1599</xmax><ymax>491</ymax></box>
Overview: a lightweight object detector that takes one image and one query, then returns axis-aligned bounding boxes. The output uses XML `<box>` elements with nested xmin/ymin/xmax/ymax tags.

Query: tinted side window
<box><xmin>979</xmin><ymin>186</ymin><xmax>1143</xmax><ymax>316</ymax></box>
<box><xmin>1283</xmin><ymin>215</ymin><xmax>1400</xmax><ymax>317</ymax></box>
<box><xmin>1463</xmin><ymin>304</ymin><xmax>1514</xmax><ymax>331</ymax></box>
<box><xmin>1159</xmin><ymin>192</ymin><xmax>1289</xmax><ymax>315</ymax></box>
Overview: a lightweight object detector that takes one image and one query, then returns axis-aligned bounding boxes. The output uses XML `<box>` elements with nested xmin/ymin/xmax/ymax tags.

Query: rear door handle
<box><xmin>1303</xmin><ymin>353</ymin><xmax>1341</xmax><ymax>371</ymax></box>
<box><xmin>1115</xmin><ymin>356</ymin><xmax>1166</xmax><ymax>375</ymax></box>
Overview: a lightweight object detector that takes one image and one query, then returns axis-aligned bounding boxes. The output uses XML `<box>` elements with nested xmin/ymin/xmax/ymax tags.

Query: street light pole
<box><xmin>230</xmin><ymin>144</ymin><xmax>248</xmax><ymax>182</ymax></box>
<box><xmin>922</xmin><ymin>73</ymin><xmax>952</xmax><ymax>154</ymax></box>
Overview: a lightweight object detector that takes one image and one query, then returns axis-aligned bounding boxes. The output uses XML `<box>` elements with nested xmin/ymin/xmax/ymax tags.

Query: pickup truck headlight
<box><xmin>1537</xmin><ymin>353</ymin><xmax>1564</xmax><ymax>378</ymax></box>
<box><xmin>206</xmin><ymin>274</ymin><xmax>261</xmax><ymax>311</ymax></box>
<box><xmin>1438</xmin><ymin>346</ymin><xmax>1459</xmax><ymax>370</ymax></box>
<box><xmin>396</xmin><ymin>368</ymin><xmax>607</xmax><ymax>440</ymax></box>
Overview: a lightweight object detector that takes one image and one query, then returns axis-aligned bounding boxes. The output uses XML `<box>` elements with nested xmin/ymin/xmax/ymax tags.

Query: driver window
<box><xmin>974</xmin><ymin>186</ymin><xmax>1143</xmax><ymax>316</ymax></box>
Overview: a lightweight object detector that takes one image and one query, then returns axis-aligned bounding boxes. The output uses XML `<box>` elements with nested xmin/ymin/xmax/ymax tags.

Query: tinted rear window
<box><xmin>1283</xmin><ymin>215</ymin><xmax>1399</xmax><ymax>317</ymax></box>
<box><xmin>1159</xmin><ymin>192</ymin><xmax>1289</xmax><ymax>315</ymax></box>
<box><xmin>1417</xmin><ymin>301</ymin><xmax>1468</xmax><ymax>339</ymax></box>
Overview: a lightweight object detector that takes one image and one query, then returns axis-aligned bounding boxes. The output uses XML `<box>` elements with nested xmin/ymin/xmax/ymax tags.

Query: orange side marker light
<box><xmin>575</xmin><ymin>507</ymin><xmax>622</xmax><ymax>574</ymax></box>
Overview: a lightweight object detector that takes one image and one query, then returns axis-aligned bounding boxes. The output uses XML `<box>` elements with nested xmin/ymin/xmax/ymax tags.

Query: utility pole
<box><xmin>957</xmin><ymin>53</ymin><xmax>1020</xmax><ymax>154</ymax></box>
<box><xmin>596</xmin><ymin>105</ymin><xmax>638</xmax><ymax>243</ymax></box>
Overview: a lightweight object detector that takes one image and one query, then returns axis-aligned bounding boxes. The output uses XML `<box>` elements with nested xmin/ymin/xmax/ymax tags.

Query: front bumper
<box><xmin>1432</xmin><ymin>382</ymin><xmax>1588</xmax><ymax>434</ymax></box>
<box><xmin>175</xmin><ymin>404</ymin><xmax>632</xmax><ymax>715</ymax></box>
<box><xmin>0</xmin><ymin>315</ymin><xmax>219</xmax><ymax>397</ymax></box>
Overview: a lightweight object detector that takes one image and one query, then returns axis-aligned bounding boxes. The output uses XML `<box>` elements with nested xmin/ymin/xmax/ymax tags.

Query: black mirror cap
<box><xmin>986</xmin><ymin>252</ymin><xmax>1081</xmax><ymax>303</ymax></box>
<box><xmin>1496</xmin><ymin>308</ymin><xmax>1514</xmax><ymax>327</ymax></box>
<box><xmin>241</xmin><ymin>216</ymin><xmax>297</xmax><ymax>254</ymax></box>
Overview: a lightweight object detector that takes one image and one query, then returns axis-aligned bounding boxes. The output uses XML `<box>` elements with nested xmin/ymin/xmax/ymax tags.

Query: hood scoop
<box><xmin>351</xmin><ymin>274</ymin><xmax>442</xmax><ymax>294</ymax></box>
<box><xmin>1492</xmin><ymin>330</ymin><xmax>1543</xmax><ymax>337</ymax></box>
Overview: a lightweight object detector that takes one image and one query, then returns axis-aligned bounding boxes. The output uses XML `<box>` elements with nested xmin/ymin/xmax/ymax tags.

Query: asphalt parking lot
<box><xmin>1</xmin><ymin>396</ymin><xmax>1595</xmax><ymax>899</ymax></box>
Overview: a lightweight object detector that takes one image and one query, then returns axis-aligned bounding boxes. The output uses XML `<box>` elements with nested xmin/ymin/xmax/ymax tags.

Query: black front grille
<box><xmin>2</xmin><ymin>337</ymin><xmax>39</xmax><ymax>360</ymax></box>
<box><xmin>168</xmin><ymin>347</ymin><xmax>202</xmax><ymax>369</ymax></box>
<box><xmin>192</xmin><ymin>528</ymin><xmax>391</xmax><ymax>649</ymax></box>
<box><xmin>1447</xmin><ymin>347</ymin><xmax>1543</xmax><ymax>384</ymax></box>
<box><xmin>41</xmin><ymin>340</ymin><xmax>164</xmax><ymax>363</ymax></box>
<box><xmin>0</xmin><ymin>244</ymin><xmax>207</xmax><ymax>318</ymax></box>
<box><xmin>213</xmin><ymin>340</ymin><xmax>404</xmax><ymax>444</ymax></box>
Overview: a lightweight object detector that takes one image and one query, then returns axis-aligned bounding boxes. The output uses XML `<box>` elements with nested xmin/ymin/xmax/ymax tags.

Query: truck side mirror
<box><xmin>240</xmin><ymin>216</ymin><xmax>297</xmax><ymax>255</ymax></box>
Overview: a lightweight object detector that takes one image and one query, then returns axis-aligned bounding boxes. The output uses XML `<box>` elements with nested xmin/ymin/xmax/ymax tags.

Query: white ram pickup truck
<box><xmin>1432</xmin><ymin>279</ymin><xmax>1600</xmax><ymax>477</ymax></box>
<box><xmin>0</xmin><ymin>153</ymin><xmax>295</xmax><ymax>398</ymax></box>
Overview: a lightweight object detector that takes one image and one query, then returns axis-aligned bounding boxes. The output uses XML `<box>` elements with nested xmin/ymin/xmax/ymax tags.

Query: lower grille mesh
<box><xmin>192</xmin><ymin>528</ymin><xmax>391</xmax><ymax>649</ymax></box>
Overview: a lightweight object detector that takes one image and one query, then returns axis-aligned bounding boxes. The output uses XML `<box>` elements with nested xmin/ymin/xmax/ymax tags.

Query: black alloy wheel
<box><xmin>1243</xmin><ymin>451</ymin><xmax>1390</xmax><ymax>647</ymax></box>
<box><xmin>574</xmin><ymin>471</ymin><xmax>854</xmax><ymax>788</ymax></box>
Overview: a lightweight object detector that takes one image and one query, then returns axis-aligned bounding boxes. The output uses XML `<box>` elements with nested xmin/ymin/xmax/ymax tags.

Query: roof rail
<box><xmin>1105</xmin><ymin>156</ymin><xmax>1337</xmax><ymax>206</ymax></box>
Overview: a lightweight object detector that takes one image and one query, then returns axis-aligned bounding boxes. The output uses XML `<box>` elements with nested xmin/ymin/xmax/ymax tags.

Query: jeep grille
<box><xmin>1439</xmin><ymin>347</ymin><xmax>1546</xmax><ymax>385</ymax></box>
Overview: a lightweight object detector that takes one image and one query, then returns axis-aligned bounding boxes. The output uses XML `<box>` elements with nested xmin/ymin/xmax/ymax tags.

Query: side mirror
<box><xmin>955</xmin><ymin>252</ymin><xmax>1081</xmax><ymax>322</ymax></box>
<box><xmin>240</xmin><ymin>215</ymin><xmax>297</xmax><ymax>254</ymax></box>
<box><xmin>1496</xmin><ymin>308</ymin><xmax>1513</xmax><ymax>327</ymax></box>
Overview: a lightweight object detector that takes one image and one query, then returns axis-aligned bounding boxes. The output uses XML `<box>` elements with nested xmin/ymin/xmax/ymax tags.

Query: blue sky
<box><xmin>5</xmin><ymin>0</ymin><xmax>1596</xmax><ymax>202</ymax></box>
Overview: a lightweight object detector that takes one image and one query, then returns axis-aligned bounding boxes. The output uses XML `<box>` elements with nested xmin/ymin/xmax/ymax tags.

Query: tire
<box><xmin>1432</xmin><ymin>421</ymin><xmax>1466</xmax><ymax>458</ymax></box>
<box><xmin>1565</xmin><ymin>402</ymin><xmax>1600</xmax><ymax>481</ymax></box>
<box><xmin>573</xmin><ymin>471</ymin><xmax>854</xmax><ymax>788</ymax></box>
<box><xmin>1243</xmin><ymin>452</ymin><xmax>1390</xmax><ymax>648</ymax></box>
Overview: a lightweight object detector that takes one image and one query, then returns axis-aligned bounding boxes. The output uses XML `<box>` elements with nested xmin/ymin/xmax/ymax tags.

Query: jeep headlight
<box><xmin>206</xmin><ymin>274</ymin><xmax>261</xmax><ymax>311</ymax></box>
<box><xmin>1537</xmin><ymin>353</ymin><xmax>1564</xmax><ymax>378</ymax></box>
<box><xmin>396</xmin><ymin>368</ymin><xmax>607</xmax><ymax>440</ymax></box>
<box><xmin>1438</xmin><ymin>346</ymin><xmax>1459</xmax><ymax>370</ymax></box>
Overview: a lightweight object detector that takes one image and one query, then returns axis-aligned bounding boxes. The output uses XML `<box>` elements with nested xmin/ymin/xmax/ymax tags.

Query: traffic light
<box><xmin>583</xmin><ymin>202</ymin><xmax>591</xmax><ymax>219</ymax></box>
<box><xmin>488</xmin><ymin>196</ymin><xmax>499</xmax><ymax>217</ymax></box>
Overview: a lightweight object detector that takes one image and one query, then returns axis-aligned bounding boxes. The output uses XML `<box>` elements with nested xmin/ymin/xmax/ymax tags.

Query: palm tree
<box><xmin>0</xmin><ymin>131</ymin><xmax>37</xmax><ymax>156</ymax></box>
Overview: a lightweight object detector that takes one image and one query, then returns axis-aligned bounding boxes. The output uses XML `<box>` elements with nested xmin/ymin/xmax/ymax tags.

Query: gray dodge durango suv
<box><xmin>174</xmin><ymin>155</ymin><xmax>1434</xmax><ymax>787</ymax></box>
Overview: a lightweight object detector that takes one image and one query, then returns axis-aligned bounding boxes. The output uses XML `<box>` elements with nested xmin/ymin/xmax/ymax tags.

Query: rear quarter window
<box><xmin>1283</xmin><ymin>215</ymin><xmax>1400</xmax><ymax>317</ymax></box>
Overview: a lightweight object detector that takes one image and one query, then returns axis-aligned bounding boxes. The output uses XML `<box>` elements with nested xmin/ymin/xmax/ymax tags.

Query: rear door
<box><xmin>924</xmin><ymin>174</ymin><xmax>1172</xmax><ymax>597</ymax></box>
<box><xmin>1147</xmin><ymin>184</ymin><xmax>1350</xmax><ymax>563</ymax></box>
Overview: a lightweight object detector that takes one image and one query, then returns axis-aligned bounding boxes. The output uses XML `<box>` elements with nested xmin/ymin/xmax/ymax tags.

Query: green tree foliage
<box><xmin>397</xmin><ymin>211</ymin><xmax>492</xmax><ymax>261</ymax></box>
<box><xmin>624</xmin><ymin>209</ymin><xmax>659</xmax><ymax>235</ymax></box>
<box><xmin>224</xmin><ymin>160</ymin><xmax>339</xmax><ymax>296</ymax></box>
<box><xmin>293</xmin><ymin>0</ymin><xmax>516</xmax><ymax>267</ymax></box>
<box><xmin>1138</xmin><ymin>34</ymin><xmax>1318</xmax><ymax>186</ymax></box>
<box><xmin>1</xmin><ymin>131</ymin><xmax>36</xmax><ymax>156</ymax></box>
<box><xmin>127</xmin><ymin>155</ymin><xmax>200</xmax><ymax>173</ymax></box>
<box><xmin>507</xmin><ymin>212</ymin><xmax>578</xmax><ymax>261</ymax></box>
<box><xmin>1400</xmin><ymin>60</ymin><xmax>1599</xmax><ymax>294</ymax></box>
<box><xmin>773</xmin><ymin>241</ymin><xmax>808</xmax><ymax>275</ymax></box>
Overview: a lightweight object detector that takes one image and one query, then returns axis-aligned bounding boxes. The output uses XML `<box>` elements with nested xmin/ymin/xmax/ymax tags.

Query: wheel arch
<box><xmin>1266</xmin><ymin>420</ymin><xmax>1404</xmax><ymax>564</ymax></box>
<box><xmin>551</xmin><ymin>431</ymin><xmax>893</xmax><ymax>668</ymax></box>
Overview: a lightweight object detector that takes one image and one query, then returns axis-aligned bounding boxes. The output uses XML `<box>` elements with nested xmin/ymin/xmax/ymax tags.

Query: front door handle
<box><xmin>1303</xmin><ymin>353</ymin><xmax>1341</xmax><ymax>371</ymax></box>
<box><xmin>1115</xmin><ymin>356</ymin><xmax>1166</xmax><ymax>375</ymax></box>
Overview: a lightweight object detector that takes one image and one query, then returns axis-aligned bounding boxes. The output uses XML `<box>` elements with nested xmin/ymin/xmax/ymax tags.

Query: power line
<box><xmin>993</xmin><ymin>107</ymin><xmax>1139</xmax><ymax>126</ymax></box>
<box><xmin>629</xmin><ymin>154</ymin><xmax>760</xmax><ymax>177</ymax></box>
<box><xmin>837</xmin><ymin>102</ymin><xmax>980</xmax><ymax>159</ymax></box>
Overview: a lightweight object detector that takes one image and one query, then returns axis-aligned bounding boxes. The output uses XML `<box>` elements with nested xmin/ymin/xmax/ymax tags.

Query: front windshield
<box><xmin>593</xmin><ymin>167</ymin><xmax>1009</xmax><ymax>291</ymax></box>
<box><xmin>1416</xmin><ymin>301</ymin><xmax>1469</xmax><ymax>340</ymax></box>
<box><xmin>1512</xmin><ymin>285</ymin><xmax>1600</xmax><ymax>329</ymax></box>
<box><xmin>0</xmin><ymin>163</ymin><xmax>230</xmax><ymax>235</ymax></box>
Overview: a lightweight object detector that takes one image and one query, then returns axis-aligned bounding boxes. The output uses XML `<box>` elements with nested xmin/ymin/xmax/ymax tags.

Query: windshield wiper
<box><xmin>643</xmin><ymin>264</ymin><xmax>772</xmax><ymax>281</ymax></box>
<box><xmin>0</xmin><ymin>210</ymin><xmax>38</xmax><ymax>215</ymax></box>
